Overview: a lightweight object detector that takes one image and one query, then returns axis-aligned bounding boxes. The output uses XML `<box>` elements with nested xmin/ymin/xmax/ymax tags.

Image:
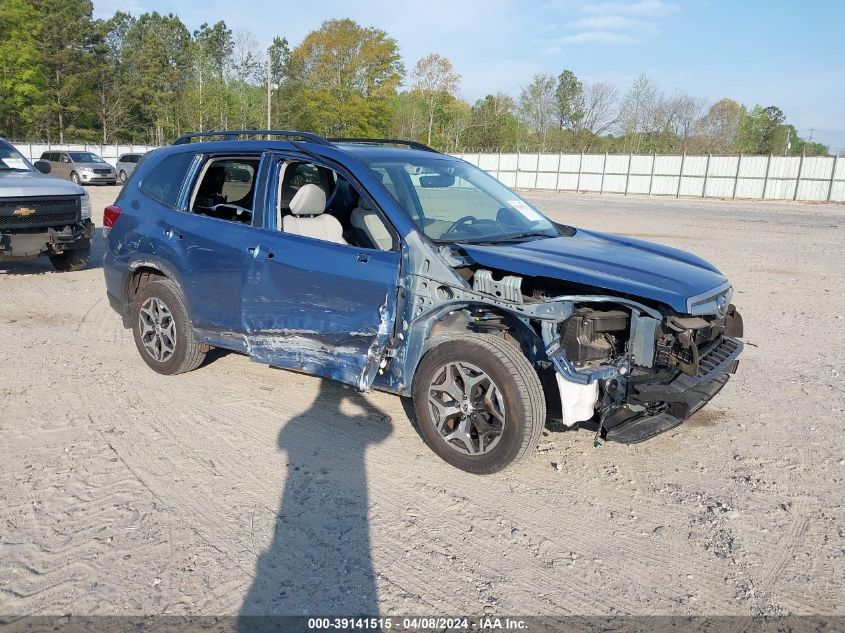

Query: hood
<box><xmin>75</xmin><ymin>162</ymin><xmax>114</xmax><ymax>171</ymax></box>
<box><xmin>0</xmin><ymin>170</ymin><xmax>85</xmax><ymax>197</ymax></box>
<box><xmin>458</xmin><ymin>229</ymin><xmax>727</xmax><ymax>313</ymax></box>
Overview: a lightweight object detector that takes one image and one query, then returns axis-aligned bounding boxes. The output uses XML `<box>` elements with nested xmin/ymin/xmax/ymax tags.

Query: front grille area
<box><xmin>0</xmin><ymin>212</ymin><xmax>78</xmax><ymax>227</ymax></box>
<box><xmin>93</xmin><ymin>169</ymin><xmax>112</xmax><ymax>175</ymax></box>
<box><xmin>696</xmin><ymin>336</ymin><xmax>741</xmax><ymax>379</ymax></box>
<box><xmin>0</xmin><ymin>196</ymin><xmax>80</xmax><ymax>229</ymax></box>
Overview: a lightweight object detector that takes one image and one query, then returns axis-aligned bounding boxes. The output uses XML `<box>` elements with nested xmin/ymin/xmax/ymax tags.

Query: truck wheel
<box><xmin>413</xmin><ymin>334</ymin><xmax>546</xmax><ymax>474</ymax></box>
<box><xmin>70</xmin><ymin>171</ymin><xmax>80</xmax><ymax>184</ymax></box>
<box><xmin>130</xmin><ymin>278</ymin><xmax>206</xmax><ymax>375</ymax></box>
<box><xmin>119</xmin><ymin>170</ymin><xmax>127</xmax><ymax>184</ymax></box>
<box><xmin>49</xmin><ymin>246</ymin><xmax>90</xmax><ymax>272</ymax></box>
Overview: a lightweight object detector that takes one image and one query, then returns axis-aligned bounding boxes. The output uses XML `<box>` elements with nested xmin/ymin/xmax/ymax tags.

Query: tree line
<box><xmin>0</xmin><ymin>0</ymin><xmax>829</xmax><ymax>155</ymax></box>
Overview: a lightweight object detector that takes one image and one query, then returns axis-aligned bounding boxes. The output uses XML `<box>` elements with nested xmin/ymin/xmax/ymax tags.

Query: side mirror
<box><xmin>34</xmin><ymin>160</ymin><xmax>51</xmax><ymax>174</ymax></box>
<box><xmin>419</xmin><ymin>174</ymin><xmax>455</xmax><ymax>188</ymax></box>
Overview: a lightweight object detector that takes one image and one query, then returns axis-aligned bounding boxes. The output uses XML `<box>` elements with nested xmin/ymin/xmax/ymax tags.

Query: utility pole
<box><xmin>266</xmin><ymin>52</ymin><xmax>271</xmax><ymax>130</ymax></box>
<box><xmin>784</xmin><ymin>128</ymin><xmax>791</xmax><ymax>156</ymax></box>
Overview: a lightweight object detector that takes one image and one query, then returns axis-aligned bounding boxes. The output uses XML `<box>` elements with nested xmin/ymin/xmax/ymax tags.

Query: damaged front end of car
<box><xmin>381</xmin><ymin>232</ymin><xmax>744</xmax><ymax>445</ymax></box>
<box><xmin>539</xmin><ymin>285</ymin><xmax>744</xmax><ymax>444</ymax></box>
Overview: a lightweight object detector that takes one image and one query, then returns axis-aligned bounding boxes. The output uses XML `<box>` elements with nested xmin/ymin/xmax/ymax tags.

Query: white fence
<box><xmin>11</xmin><ymin>143</ymin><xmax>843</xmax><ymax>202</ymax></box>
<box><xmin>11</xmin><ymin>142</ymin><xmax>159</xmax><ymax>168</ymax></box>
<box><xmin>453</xmin><ymin>152</ymin><xmax>845</xmax><ymax>203</ymax></box>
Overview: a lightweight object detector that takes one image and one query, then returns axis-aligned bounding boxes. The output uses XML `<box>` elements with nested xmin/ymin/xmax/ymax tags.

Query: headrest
<box><xmin>289</xmin><ymin>184</ymin><xmax>326</xmax><ymax>216</ymax></box>
<box><xmin>357</xmin><ymin>197</ymin><xmax>371</xmax><ymax>211</ymax></box>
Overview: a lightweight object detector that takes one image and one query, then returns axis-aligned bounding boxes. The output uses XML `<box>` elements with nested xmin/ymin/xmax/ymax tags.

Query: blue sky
<box><xmin>93</xmin><ymin>0</ymin><xmax>845</xmax><ymax>150</ymax></box>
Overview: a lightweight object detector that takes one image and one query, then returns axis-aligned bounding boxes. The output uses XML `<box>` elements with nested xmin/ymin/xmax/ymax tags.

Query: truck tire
<box><xmin>130</xmin><ymin>278</ymin><xmax>206</xmax><ymax>375</ymax></box>
<box><xmin>413</xmin><ymin>334</ymin><xmax>546</xmax><ymax>474</ymax></box>
<box><xmin>49</xmin><ymin>246</ymin><xmax>90</xmax><ymax>272</ymax></box>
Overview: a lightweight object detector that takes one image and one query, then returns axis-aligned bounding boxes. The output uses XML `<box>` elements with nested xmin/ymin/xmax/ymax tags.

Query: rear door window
<box><xmin>190</xmin><ymin>157</ymin><xmax>260</xmax><ymax>224</ymax></box>
<box><xmin>139</xmin><ymin>152</ymin><xmax>195</xmax><ymax>209</ymax></box>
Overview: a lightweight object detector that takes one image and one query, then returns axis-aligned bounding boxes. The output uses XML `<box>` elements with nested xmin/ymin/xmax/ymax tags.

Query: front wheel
<box><xmin>130</xmin><ymin>278</ymin><xmax>206</xmax><ymax>375</ymax></box>
<box><xmin>119</xmin><ymin>170</ymin><xmax>127</xmax><ymax>183</ymax></box>
<box><xmin>49</xmin><ymin>246</ymin><xmax>90</xmax><ymax>272</ymax></box>
<box><xmin>70</xmin><ymin>171</ymin><xmax>80</xmax><ymax>184</ymax></box>
<box><xmin>412</xmin><ymin>334</ymin><xmax>546</xmax><ymax>474</ymax></box>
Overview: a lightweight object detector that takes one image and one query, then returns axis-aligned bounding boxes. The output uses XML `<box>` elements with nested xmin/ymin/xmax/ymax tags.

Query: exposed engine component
<box><xmin>657</xmin><ymin>313</ymin><xmax>729</xmax><ymax>376</ymax></box>
<box><xmin>561</xmin><ymin>308</ymin><xmax>628</xmax><ymax>366</ymax></box>
<box><xmin>467</xmin><ymin>307</ymin><xmax>507</xmax><ymax>334</ymax></box>
<box><xmin>472</xmin><ymin>269</ymin><xmax>523</xmax><ymax>304</ymax></box>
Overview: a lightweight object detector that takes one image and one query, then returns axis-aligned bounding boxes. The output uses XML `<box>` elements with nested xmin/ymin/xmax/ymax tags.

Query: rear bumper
<box><xmin>604</xmin><ymin>337</ymin><xmax>743</xmax><ymax>443</ymax></box>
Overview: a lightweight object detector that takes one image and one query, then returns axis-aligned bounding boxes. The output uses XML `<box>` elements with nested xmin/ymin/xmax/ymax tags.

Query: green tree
<box><xmin>29</xmin><ymin>0</ymin><xmax>96</xmax><ymax>142</ymax></box>
<box><xmin>464</xmin><ymin>93</ymin><xmax>519</xmax><ymax>150</ymax></box>
<box><xmin>699</xmin><ymin>98</ymin><xmax>742</xmax><ymax>153</ymax></box>
<box><xmin>555</xmin><ymin>69</ymin><xmax>584</xmax><ymax>131</ymax></box>
<box><xmin>285</xmin><ymin>18</ymin><xmax>404</xmax><ymax>136</ymax></box>
<box><xmin>0</xmin><ymin>0</ymin><xmax>46</xmax><ymax>138</ymax></box>
<box><xmin>518</xmin><ymin>74</ymin><xmax>557</xmax><ymax>150</ymax></box>
<box><xmin>411</xmin><ymin>53</ymin><xmax>460</xmax><ymax>147</ymax></box>
<box><xmin>388</xmin><ymin>92</ymin><xmax>427</xmax><ymax>142</ymax></box>
<box><xmin>123</xmin><ymin>12</ymin><xmax>191</xmax><ymax>143</ymax></box>
<box><xmin>739</xmin><ymin>105</ymin><xmax>785</xmax><ymax>154</ymax></box>
<box><xmin>267</xmin><ymin>36</ymin><xmax>290</xmax><ymax>87</ymax></box>
<box><xmin>85</xmin><ymin>12</ymin><xmax>136</xmax><ymax>143</ymax></box>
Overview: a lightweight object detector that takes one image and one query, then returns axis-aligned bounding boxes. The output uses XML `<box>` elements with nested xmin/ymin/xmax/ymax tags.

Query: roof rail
<box><xmin>327</xmin><ymin>138</ymin><xmax>439</xmax><ymax>153</ymax></box>
<box><xmin>172</xmin><ymin>129</ymin><xmax>332</xmax><ymax>146</ymax></box>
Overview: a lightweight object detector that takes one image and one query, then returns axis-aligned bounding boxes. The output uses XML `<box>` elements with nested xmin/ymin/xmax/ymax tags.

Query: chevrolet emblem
<box><xmin>13</xmin><ymin>207</ymin><xmax>36</xmax><ymax>216</ymax></box>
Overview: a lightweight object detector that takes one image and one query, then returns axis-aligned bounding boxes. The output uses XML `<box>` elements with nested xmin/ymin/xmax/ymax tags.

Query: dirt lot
<box><xmin>1</xmin><ymin>185</ymin><xmax>843</xmax><ymax>617</ymax></box>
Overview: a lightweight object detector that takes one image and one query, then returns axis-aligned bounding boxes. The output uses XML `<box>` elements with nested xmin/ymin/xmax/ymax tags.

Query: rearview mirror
<box><xmin>419</xmin><ymin>174</ymin><xmax>455</xmax><ymax>188</ymax></box>
<box><xmin>34</xmin><ymin>160</ymin><xmax>51</xmax><ymax>174</ymax></box>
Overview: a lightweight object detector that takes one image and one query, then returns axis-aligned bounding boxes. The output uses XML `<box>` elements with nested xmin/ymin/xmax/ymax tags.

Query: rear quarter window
<box><xmin>139</xmin><ymin>153</ymin><xmax>195</xmax><ymax>209</ymax></box>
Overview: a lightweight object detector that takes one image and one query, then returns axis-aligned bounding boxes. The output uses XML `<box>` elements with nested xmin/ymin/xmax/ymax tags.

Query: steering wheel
<box><xmin>442</xmin><ymin>215</ymin><xmax>496</xmax><ymax>237</ymax></box>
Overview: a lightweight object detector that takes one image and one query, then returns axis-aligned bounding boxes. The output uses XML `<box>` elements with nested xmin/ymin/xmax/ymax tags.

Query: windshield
<box><xmin>366</xmin><ymin>156</ymin><xmax>558</xmax><ymax>243</ymax></box>
<box><xmin>0</xmin><ymin>146</ymin><xmax>33</xmax><ymax>172</ymax></box>
<box><xmin>68</xmin><ymin>152</ymin><xmax>106</xmax><ymax>163</ymax></box>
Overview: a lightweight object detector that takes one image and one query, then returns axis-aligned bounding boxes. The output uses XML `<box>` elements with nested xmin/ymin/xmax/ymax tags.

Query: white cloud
<box><xmin>583</xmin><ymin>0</ymin><xmax>678</xmax><ymax>17</ymax></box>
<box><xmin>566</xmin><ymin>15</ymin><xmax>657</xmax><ymax>32</ymax></box>
<box><xmin>562</xmin><ymin>30</ymin><xmax>635</xmax><ymax>44</ymax></box>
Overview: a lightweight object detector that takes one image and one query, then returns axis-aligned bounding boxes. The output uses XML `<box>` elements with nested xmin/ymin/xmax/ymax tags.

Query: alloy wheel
<box><xmin>138</xmin><ymin>297</ymin><xmax>177</xmax><ymax>363</ymax></box>
<box><xmin>427</xmin><ymin>361</ymin><xmax>505</xmax><ymax>455</ymax></box>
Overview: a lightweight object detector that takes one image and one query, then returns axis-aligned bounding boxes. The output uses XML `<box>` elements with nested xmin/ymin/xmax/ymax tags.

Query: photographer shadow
<box><xmin>239</xmin><ymin>379</ymin><xmax>392</xmax><ymax>626</ymax></box>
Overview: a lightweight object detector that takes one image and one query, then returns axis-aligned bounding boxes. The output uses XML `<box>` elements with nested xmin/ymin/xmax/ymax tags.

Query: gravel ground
<box><xmin>1</xmin><ymin>185</ymin><xmax>843</xmax><ymax>617</ymax></box>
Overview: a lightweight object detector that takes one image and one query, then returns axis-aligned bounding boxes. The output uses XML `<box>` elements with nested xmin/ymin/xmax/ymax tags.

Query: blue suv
<box><xmin>103</xmin><ymin>131</ymin><xmax>743</xmax><ymax>473</ymax></box>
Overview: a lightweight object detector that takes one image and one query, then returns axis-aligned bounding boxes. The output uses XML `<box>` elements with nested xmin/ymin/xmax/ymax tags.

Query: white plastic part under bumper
<box><xmin>555</xmin><ymin>373</ymin><xmax>599</xmax><ymax>427</ymax></box>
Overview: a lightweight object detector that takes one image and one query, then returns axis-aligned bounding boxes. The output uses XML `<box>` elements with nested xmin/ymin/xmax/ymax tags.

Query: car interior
<box><xmin>277</xmin><ymin>159</ymin><xmax>394</xmax><ymax>251</ymax></box>
<box><xmin>191</xmin><ymin>157</ymin><xmax>261</xmax><ymax>224</ymax></box>
<box><xmin>189</xmin><ymin>155</ymin><xmax>394</xmax><ymax>251</ymax></box>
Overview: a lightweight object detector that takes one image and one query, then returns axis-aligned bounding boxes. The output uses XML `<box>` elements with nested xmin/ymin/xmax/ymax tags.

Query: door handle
<box><xmin>164</xmin><ymin>227</ymin><xmax>182</xmax><ymax>239</ymax></box>
<box><xmin>356</xmin><ymin>253</ymin><xmax>370</xmax><ymax>264</ymax></box>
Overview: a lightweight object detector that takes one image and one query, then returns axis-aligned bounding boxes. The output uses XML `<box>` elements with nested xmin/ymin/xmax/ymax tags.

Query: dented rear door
<box><xmin>242</xmin><ymin>229</ymin><xmax>400</xmax><ymax>389</ymax></box>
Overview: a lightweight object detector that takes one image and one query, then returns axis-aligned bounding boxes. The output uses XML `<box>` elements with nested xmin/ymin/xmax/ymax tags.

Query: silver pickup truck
<box><xmin>0</xmin><ymin>139</ymin><xmax>93</xmax><ymax>271</ymax></box>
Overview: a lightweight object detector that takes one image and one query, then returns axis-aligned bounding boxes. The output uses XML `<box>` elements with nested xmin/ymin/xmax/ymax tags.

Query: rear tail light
<box><xmin>103</xmin><ymin>205</ymin><xmax>122</xmax><ymax>236</ymax></box>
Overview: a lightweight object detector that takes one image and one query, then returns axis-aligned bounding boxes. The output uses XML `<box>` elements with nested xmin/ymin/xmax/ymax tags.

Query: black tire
<box><xmin>119</xmin><ymin>170</ymin><xmax>127</xmax><ymax>184</ymax></box>
<box><xmin>49</xmin><ymin>246</ymin><xmax>90</xmax><ymax>272</ymax></box>
<box><xmin>130</xmin><ymin>278</ymin><xmax>206</xmax><ymax>375</ymax></box>
<box><xmin>70</xmin><ymin>171</ymin><xmax>80</xmax><ymax>184</ymax></box>
<box><xmin>413</xmin><ymin>334</ymin><xmax>546</xmax><ymax>474</ymax></box>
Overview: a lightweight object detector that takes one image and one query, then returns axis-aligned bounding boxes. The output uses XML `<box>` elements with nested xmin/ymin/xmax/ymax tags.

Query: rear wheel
<box><xmin>413</xmin><ymin>334</ymin><xmax>546</xmax><ymax>474</ymax></box>
<box><xmin>49</xmin><ymin>246</ymin><xmax>90</xmax><ymax>272</ymax></box>
<box><xmin>131</xmin><ymin>278</ymin><xmax>206</xmax><ymax>375</ymax></box>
